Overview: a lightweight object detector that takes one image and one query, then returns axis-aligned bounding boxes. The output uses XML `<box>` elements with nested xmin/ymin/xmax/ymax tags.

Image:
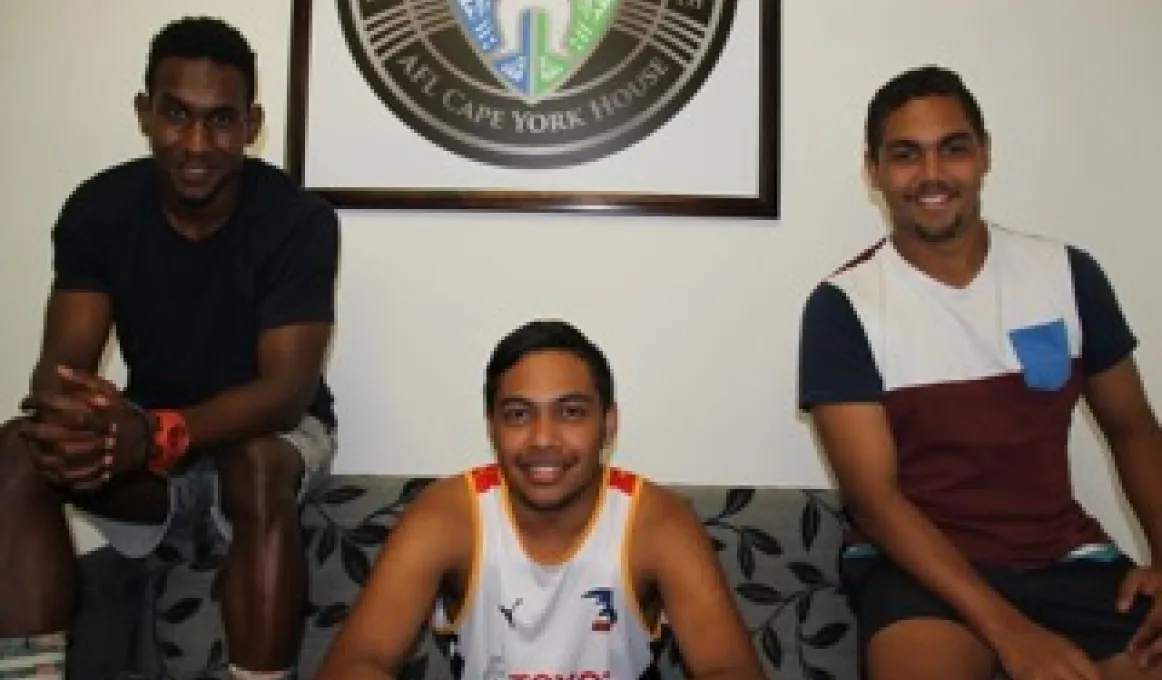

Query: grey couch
<box><xmin>71</xmin><ymin>476</ymin><xmax>859</xmax><ymax>680</ymax></box>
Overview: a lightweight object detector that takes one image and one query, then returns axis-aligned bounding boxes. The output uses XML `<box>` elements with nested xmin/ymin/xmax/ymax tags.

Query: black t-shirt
<box><xmin>52</xmin><ymin>157</ymin><xmax>339</xmax><ymax>428</ymax></box>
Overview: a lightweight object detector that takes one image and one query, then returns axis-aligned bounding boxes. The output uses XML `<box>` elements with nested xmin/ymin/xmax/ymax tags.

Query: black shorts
<box><xmin>841</xmin><ymin>555</ymin><xmax>1152</xmax><ymax>661</ymax></box>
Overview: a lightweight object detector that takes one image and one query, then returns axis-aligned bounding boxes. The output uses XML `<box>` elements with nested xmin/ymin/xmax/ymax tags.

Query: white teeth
<box><xmin>527</xmin><ymin>464</ymin><xmax>563</xmax><ymax>482</ymax></box>
<box><xmin>917</xmin><ymin>195</ymin><xmax>951</xmax><ymax>208</ymax></box>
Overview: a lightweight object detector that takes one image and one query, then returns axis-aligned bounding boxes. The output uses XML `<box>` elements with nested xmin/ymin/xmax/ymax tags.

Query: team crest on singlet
<box><xmin>337</xmin><ymin>0</ymin><xmax>737</xmax><ymax>168</ymax></box>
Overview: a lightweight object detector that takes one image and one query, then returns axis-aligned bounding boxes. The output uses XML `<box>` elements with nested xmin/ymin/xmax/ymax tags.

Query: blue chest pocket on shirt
<box><xmin>1008</xmin><ymin>318</ymin><xmax>1070</xmax><ymax>391</ymax></box>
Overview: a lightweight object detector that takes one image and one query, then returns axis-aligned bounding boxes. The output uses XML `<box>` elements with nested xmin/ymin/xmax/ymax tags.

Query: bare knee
<box><xmin>0</xmin><ymin>419</ymin><xmax>55</xmax><ymax>500</ymax></box>
<box><xmin>867</xmin><ymin>619</ymin><xmax>996</xmax><ymax>680</ymax></box>
<box><xmin>215</xmin><ymin>437</ymin><xmax>303</xmax><ymax>529</ymax></box>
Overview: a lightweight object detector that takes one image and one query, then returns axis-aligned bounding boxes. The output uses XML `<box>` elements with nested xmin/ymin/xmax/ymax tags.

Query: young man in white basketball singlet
<box><xmin>317</xmin><ymin>320</ymin><xmax>764</xmax><ymax>679</ymax></box>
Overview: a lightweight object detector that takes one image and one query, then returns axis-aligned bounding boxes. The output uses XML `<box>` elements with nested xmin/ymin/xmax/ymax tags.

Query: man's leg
<box><xmin>0</xmin><ymin>420</ymin><xmax>76</xmax><ymax>680</ymax></box>
<box><xmin>0</xmin><ymin>419</ymin><xmax>168</xmax><ymax>678</ymax></box>
<box><xmin>0</xmin><ymin>421</ymin><xmax>76</xmax><ymax>638</ymax></box>
<box><xmin>845</xmin><ymin>557</ymin><xmax>997</xmax><ymax>680</ymax></box>
<box><xmin>214</xmin><ymin>436</ymin><xmax>306</xmax><ymax>675</ymax></box>
<box><xmin>867</xmin><ymin>619</ymin><xmax>996</xmax><ymax>680</ymax></box>
<box><xmin>1018</xmin><ymin>557</ymin><xmax>1162</xmax><ymax>680</ymax></box>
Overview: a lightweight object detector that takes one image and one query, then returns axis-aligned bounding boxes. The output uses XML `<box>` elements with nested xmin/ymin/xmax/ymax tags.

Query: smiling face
<box><xmin>487</xmin><ymin>349</ymin><xmax>617</xmax><ymax>517</ymax></box>
<box><xmin>867</xmin><ymin>94</ymin><xmax>990</xmax><ymax>246</ymax></box>
<box><xmin>135</xmin><ymin>56</ymin><xmax>262</xmax><ymax>214</ymax></box>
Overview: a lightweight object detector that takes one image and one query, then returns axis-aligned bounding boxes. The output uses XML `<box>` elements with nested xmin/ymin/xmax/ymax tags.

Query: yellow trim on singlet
<box><xmin>499</xmin><ymin>465</ymin><xmax>610</xmax><ymax>567</ymax></box>
<box><xmin>620</xmin><ymin>477</ymin><xmax>662</xmax><ymax>640</ymax></box>
<box><xmin>431</xmin><ymin>471</ymin><xmax>483</xmax><ymax>634</ymax></box>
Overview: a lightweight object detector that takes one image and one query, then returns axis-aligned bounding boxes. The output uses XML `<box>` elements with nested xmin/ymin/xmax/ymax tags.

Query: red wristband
<box><xmin>147</xmin><ymin>409</ymin><xmax>191</xmax><ymax>476</ymax></box>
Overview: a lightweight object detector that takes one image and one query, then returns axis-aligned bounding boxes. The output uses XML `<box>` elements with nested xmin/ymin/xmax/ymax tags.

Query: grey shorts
<box><xmin>83</xmin><ymin>416</ymin><xmax>337</xmax><ymax>558</ymax></box>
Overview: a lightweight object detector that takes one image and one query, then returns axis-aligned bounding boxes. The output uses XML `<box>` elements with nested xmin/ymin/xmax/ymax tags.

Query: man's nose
<box><xmin>181</xmin><ymin>119</ymin><xmax>212</xmax><ymax>153</ymax></box>
<box><xmin>530</xmin><ymin>412</ymin><xmax>557</xmax><ymax>446</ymax></box>
<box><xmin>919</xmin><ymin>149</ymin><xmax>942</xmax><ymax>180</ymax></box>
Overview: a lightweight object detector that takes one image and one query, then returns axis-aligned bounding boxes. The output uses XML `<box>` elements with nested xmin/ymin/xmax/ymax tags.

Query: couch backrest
<box><xmin>138</xmin><ymin>476</ymin><xmax>858</xmax><ymax>680</ymax></box>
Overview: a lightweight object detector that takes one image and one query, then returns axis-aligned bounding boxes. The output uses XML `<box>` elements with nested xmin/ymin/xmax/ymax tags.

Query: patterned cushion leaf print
<box><xmin>665</xmin><ymin>486</ymin><xmax>855</xmax><ymax>679</ymax></box>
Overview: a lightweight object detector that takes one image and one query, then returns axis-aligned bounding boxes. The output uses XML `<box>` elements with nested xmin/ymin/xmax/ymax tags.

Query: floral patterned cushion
<box><xmin>104</xmin><ymin>477</ymin><xmax>858</xmax><ymax>680</ymax></box>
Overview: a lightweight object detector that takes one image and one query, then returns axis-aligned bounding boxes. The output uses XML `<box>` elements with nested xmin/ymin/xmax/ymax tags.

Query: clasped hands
<box><xmin>17</xmin><ymin>365</ymin><xmax>153</xmax><ymax>491</ymax></box>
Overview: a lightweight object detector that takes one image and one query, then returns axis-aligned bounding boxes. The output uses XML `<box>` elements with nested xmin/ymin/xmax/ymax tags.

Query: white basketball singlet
<box><xmin>433</xmin><ymin>464</ymin><xmax>660</xmax><ymax>680</ymax></box>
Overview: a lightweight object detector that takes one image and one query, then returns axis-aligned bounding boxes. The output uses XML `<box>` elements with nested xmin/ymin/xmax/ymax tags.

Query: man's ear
<box><xmin>602</xmin><ymin>403</ymin><xmax>619</xmax><ymax>448</ymax></box>
<box><xmin>245</xmin><ymin>104</ymin><xmax>264</xmax><ymax>146</ymax></box>
<box><xmin>485</xmin><ymin>408</ymin><xmax>497</xmax><ymax>452</ymax></box>
<box><xmin>864</xmin><ymin>148</ymin><xmax>882</xmax><ymax>190</ymax></box>
<box><xmin>134</xmin><ymin>92</ymin><xmax>151</xmax><ymax>135</ymax></box>
<box><xmin>981</xmin><ymin>133</ymin><xmax>992</xmax><ymax>175</ymax></box>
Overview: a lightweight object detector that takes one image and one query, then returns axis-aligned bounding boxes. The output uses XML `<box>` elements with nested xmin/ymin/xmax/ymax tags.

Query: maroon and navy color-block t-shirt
<box><xmin>799</xmin><ymin>225</ymin><xmax>1136</xmax><ymax>568</ymax></box>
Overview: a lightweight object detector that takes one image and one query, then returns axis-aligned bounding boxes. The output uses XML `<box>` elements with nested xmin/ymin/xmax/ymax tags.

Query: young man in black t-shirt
<box><xmin>0</xmin><ymin>17</ymin><xmax>339</xmax><ymax>680</ymax></box>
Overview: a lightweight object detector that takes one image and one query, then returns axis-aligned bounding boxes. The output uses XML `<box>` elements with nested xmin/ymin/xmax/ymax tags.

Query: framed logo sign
<box><xmin>286</xmin><ymin>0</ymin><xmax>779</xmax><ymax>217</ymax></box>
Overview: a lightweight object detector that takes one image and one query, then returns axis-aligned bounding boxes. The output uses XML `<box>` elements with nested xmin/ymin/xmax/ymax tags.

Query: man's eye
<box><xmin>502</xmin><ymin>409</ymin><xmax>529</xmax><ymax>424</ymax></box>
<box><xmin>163</xmin><ymin>108</ymin><xmax>189</xmax><ymax>124</ymax></box>
<box><xmin>206</xmin><ymin>112</ymin><xmax>239</xmax><ymax>130</ymax></box>
<box><xmin>889</xmin><ymin>148</ymin><xmax>918</xmax><ymax>162</ymax></box>
<box><xmin>560</xmin><ymin>405</ymin><xmax>587</xmax><ymax>420</ymax></box>
<box><xmin>942</xmin><ymin>142</ymin><xmax>970</xmax><ymax>157</ymax></box>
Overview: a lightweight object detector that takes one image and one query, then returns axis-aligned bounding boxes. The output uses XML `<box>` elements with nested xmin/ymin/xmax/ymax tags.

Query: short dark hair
<box><xmin>865</xmin><ymin>65</ymin><xmax>987</xmax><ymax>157</ymax></box>
<box><xmin>144</xmin><ymin>16</ymin><xmax>257</xmax><ymax>103</ymax></box>
<box><xmin>484</xmin><ymin>320</ymin><xmax>615</xmax><ymax>413</ymax></box>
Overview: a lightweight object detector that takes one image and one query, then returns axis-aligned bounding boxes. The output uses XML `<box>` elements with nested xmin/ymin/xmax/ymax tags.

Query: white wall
<box><xmin>2</xmin><ymin>1</ymin><xmax>1160</xmax><ymax>556</ymax></box>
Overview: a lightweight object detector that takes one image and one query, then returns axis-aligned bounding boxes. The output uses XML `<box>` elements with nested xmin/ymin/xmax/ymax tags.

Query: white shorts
<box><xmin>83</xmin><ymin>416</ymin><xmax>337</xmax><ymax>558</ymax></box>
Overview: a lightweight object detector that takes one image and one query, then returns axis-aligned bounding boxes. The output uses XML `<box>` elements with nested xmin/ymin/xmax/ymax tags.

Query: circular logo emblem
<box><xmin>338</xmin><ymin>0</ymin><xmax>737</xmax><ymax>169</ymax></box>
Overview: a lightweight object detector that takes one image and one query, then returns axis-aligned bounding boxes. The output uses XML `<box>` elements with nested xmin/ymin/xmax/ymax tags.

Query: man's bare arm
<box><xmin>635</xmin><ymin>482</ymin><xmax>767</xmax><ymax>679</ymax></box>
<box><xmin>1084</xmin><ymin>357</ymin><xmax>1162</xmax><ymax>665</ymax></box>
<box><xmin>176</xmin><ymin>321</ymin><xmax>333</xmax><ymax>447</ymax></box>
<box><xmin>30</xmin><ymin>290</ymin><xmax>112</xmax><ymax>395</ymax></box>
<box><xmin>1085</xmin><ymin>358</ymin><xmax>1162</xmax><ymax>564</ymax></box>
<box><xmin>315</xmin><ymin>477</ymin><xmax>473</xmax><ymax>680</ymax></box>
<box><xmin>14</xmin><ymin>290</ymin><xmax>115</xmax><ymax>488</ymax></box>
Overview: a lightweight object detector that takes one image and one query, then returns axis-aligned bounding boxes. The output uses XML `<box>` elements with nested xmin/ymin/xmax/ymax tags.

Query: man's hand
<box><xmin>17</xmin><ymin>365</ymin><xmax>153</xmax><ymax>491</ymax></box>
<box><xmin>994</xmin><ymin>617</ymin><xmax>1100</xmax><ymax>680</ymax></box>
<box><xmin>19</xmin><ymin>366</ymin><xmax>111</xmax><ymax>489</ymax></box>
<box><xmin>1119</xmin><ymin>565</ymin><xmax>1162</xmax><ymax>669</ymax></box>
<box><xmin>61</xmin><ymin>366</ymin><xmax>154</xmax><ymax>478</ymax></box>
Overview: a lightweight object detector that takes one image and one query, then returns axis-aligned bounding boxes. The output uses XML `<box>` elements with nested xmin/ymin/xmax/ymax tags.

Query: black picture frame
<box><xmin>285</xmin><ymin>0</ymin><xmax>779</xmax><ymax>218</ymax></box>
